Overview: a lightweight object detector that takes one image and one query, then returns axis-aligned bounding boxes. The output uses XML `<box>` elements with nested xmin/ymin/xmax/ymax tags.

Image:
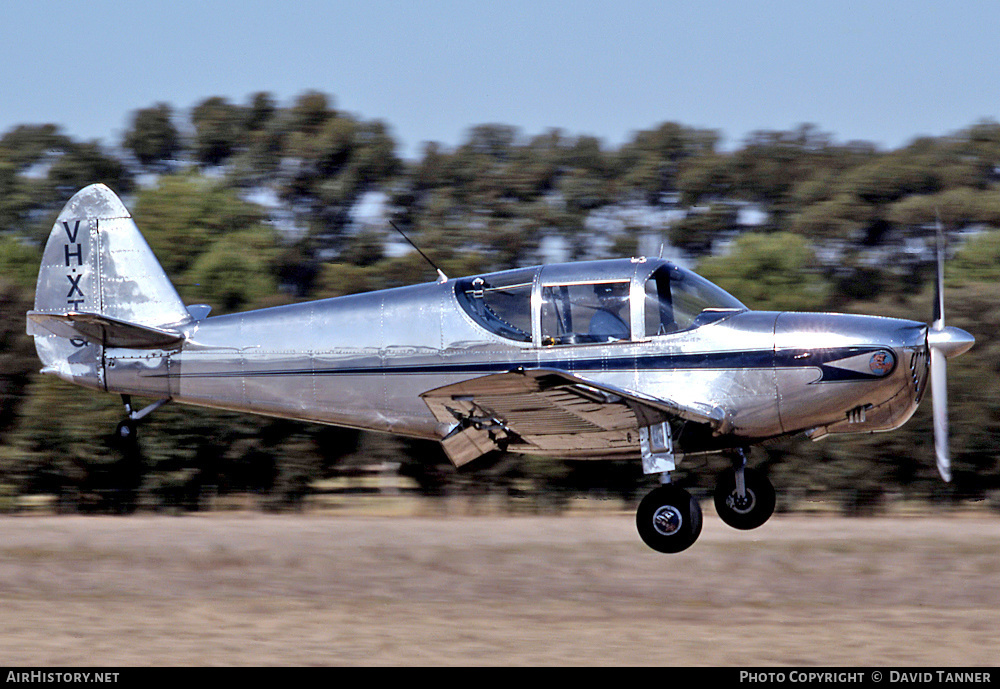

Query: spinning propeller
<box><xmin>925</xmin><ymin>220</ymin><xmax>975</xmax><ymax>482</ymax></box>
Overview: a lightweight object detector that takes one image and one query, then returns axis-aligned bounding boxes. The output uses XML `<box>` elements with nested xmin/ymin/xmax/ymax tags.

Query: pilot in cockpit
<box><xmin>589</xmin><ymin>282</ymin><xmax>630</xmax><ymax>341</ymax></box>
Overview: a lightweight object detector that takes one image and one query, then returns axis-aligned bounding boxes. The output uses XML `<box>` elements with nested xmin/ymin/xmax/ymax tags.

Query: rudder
<box><xmin>27</xmin><ymin>184</ymin><xmax>191</xmax><ymax>388</ymax></box>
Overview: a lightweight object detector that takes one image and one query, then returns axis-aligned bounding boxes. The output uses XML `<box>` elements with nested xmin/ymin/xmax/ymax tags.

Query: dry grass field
<box><xmin>0</xmin><ymin>507</ymin><xmax>998</xmax><ymax>666</ymax></box>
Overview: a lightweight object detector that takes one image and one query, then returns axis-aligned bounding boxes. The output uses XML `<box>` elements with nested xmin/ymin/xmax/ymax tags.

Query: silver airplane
<box><xmin>27</xmin><ymin>184</ymin><xmax>975</xmax><ymax>552</ymax></box>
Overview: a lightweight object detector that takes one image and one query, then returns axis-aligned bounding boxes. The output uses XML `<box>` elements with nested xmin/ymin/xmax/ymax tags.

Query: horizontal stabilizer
<box><xmin>27</xmin><ymin>311</ymin><xmax>185</xmax><ymax>349</ymax></box>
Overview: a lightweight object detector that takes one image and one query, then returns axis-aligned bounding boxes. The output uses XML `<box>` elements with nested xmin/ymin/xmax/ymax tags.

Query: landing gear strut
<box><xmin>635</xmin><ymin>444</ymin><xmax>777</xmax><ymax>551</ymax></box>
<box><xmin>714</xmin><ymin>450</ymin><xmax>775</xmax><ymax>530</ymax></box>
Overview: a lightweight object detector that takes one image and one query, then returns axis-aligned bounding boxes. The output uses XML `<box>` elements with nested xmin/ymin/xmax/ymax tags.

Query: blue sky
<box><xmin>3</xmin><ymin>1</ymin><xmax>999</xmax><ymax>158</ymax></box>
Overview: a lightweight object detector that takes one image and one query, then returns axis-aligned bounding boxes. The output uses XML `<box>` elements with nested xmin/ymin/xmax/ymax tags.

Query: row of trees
<box><xmin>1</xmin><ymin>90</ymin><xmax>999</xmax><ymax>513</ymax></box>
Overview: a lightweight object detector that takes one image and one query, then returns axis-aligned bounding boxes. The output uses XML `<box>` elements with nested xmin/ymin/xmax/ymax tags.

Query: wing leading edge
<box><xmin>420</xmin><ymin>367</ymin><xmax>729</xmax><ymax>466</ymax></box>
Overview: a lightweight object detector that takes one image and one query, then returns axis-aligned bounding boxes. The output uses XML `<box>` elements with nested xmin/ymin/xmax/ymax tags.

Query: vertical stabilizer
<box><xmin>27</xmin><ymin>184</ymin><xmax>190</xmax><ymax>388</ymax></box>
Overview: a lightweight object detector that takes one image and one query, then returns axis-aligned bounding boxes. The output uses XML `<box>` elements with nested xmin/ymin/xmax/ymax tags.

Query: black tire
<box><xmin>635</xmin><ymin>485</ymin><xmax>703</xmax><ymax>553</ymax></box>
<box><xmin>713</xmin><ymin>467</ymin><xmax>775</xmax><ymax>530</ymax></box>
<box><xmin>115</xmin><ymin>420</ymin><xmax>137</xmax><ymax>443</ymax></box>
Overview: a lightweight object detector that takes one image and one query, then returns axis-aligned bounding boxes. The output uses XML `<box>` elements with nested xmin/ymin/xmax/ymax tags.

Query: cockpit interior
<box><xmin>455</xmin><ymin>259</ymin><xmax>747</xmax><ymax>346</ymax></box>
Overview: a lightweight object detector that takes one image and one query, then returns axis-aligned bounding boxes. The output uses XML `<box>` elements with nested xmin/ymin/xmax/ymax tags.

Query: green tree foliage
<box><xmin>619</xmin><ymin>122</ymin><xmax>719</xmax><ymax>203</ymax></box>
<box><xmin>191</xmin><ymin>96</ymin><xmax>246</xmax><ymax>167</ymax></box>
<box><xmin>0</xmin><ymin>124</ymin><xmax>69</xmax><ymax>169</ymax></box>
<box><xmin>950</xmin><ymin>229</ymin><xmax>1000</xmax><ymax>284</ymax></box>
<box><xmin>697</xmin><ymin>232</ymin><xmax>830</xmax><ymax>311</ymax></box>
<box><xmin>46</xmin><ymin>140</ymin><xmax>132</xmax><ymax>199</ymax></box>
<box><xmin>224</xmin><ymin>92</ymin><xmax>283</xmax><ymax>186</ymax></box>
<box><xmin>0</xmin><ymin>244</ymin><xmax>38</xmax><ymax>445</ymax></box>
<box><xmin>670</xmin><ymin>203</ymin><xmax>738</xmax><ymax>255</ymax></box>
<box><xmin>128</xmin><ymin>172</ymin><xmax>283</xmax><ymax>314</ymax></box>
<box><xmin>277</xmin><ymin>92</ymin><xmax>402</xmax><ymax>251</ymax></box>
<box><xmin>4</xmin><ymin>376</ymin><xmax>127</xmax><ymax>512</ymax></box>
<box><xmin>131</xmin><ymin>173</ymin><xmax>270</xmax><ymax>278</ymax></box>
<box><xmin>676</xmin><ymin>152</ymin><xmax>732</xmax><ymax>206</ymax></box>
<box><xmin>0</xmin><ymin>236</ymin><xmax>40</xmax><ymax>290</ymax></box>
<box><xmin>6</xmin><ymin>101</ymin><xmax>1000</xmax><ymax>513</ymax></box>
<box><xmin>396</xmin><ymin>125</ymin><xmax>621</xmax><ymax>266</ymax></box>
<box><xmin>888</xmin><ymin>188</ymin><xmax>1000</xmax><ymax>230</ymax></box>
<box><xmin>729</xmin><ymin>126</ymin><xmax>842</xmax><ymax>222</ymax></box>
<box><xmin>0</xmin><ymin>158</ymin><xmax>27</xmax><ymax>233</ymax></box>
<box><xmin>122</xmin><ymin>103</ymin><xmax>181</xmax><ymax>169</ymax></box>
<box><xmin>136</xmin><ymin>405</ymin><xmax>337</xmax><ymax>512</ymax></box>
<box><xmin>789</xmin><ymin>193</ymin><xmax>871</xmax><ymax>242</ymax></box>
<box><xmin>0</xmin><ymin>125</ymin><xmax>133</xmax><ymax>239</ymax></box>
<box><xmin>185</xmin><ymin>232</ymin><xmax>278</xmax><ymax>313</ymax></box>
<box><xmin>0</xmin><ymin>278</ymin><xmax>36</xmax><ymax>443</ymax></box>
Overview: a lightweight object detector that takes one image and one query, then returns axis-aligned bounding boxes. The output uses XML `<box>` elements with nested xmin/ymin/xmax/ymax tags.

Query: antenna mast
<box><xmin>389</xmin><ymin>221</ymin><xmax>448</xmax><ymax>283</ymax></box>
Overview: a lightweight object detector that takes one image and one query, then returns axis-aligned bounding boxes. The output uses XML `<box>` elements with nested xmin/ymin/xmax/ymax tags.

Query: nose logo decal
<box><xmin>869</xmin><ymin>350</ymin><xmax>895</xmax><ymax>376</ymax></box>
<box><xmin>799</xmin><ymin>347</ymin><xmax>900</xmax><ymax>382</ymax></box>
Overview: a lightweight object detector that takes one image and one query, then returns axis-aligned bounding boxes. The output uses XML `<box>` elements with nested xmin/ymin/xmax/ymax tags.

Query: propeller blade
<box><xmin>930</xmin><ymin>214</ymin><xmax>951</xmax><ymax>482</ymax></box>
<box><xmin>926</xmin><ymin>216</ymin><xmax>973</xmax><ymax>482</ymax></box>
<box><xmin>933</xmin><ymin>214</ymin><xmax>945</xmax><ymax>330</ymax></box>
<box><xmin>929</xmin><ymin>345</ymin><xmax>951</xmax><ymax>482</ymax></box>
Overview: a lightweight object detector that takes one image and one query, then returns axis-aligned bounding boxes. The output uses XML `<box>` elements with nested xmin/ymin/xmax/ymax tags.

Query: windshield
<box><xmin>644</xmin><ymin>265</ymin><xmax>746</xmax><ymax>336</ymax></box>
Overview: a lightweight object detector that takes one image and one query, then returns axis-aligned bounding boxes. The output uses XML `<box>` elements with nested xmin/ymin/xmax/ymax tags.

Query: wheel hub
<box><xmin>726</xmin><ymin>488</ymin><xmax>757</xmax><ymax>514</ymax></box>
<box><xmin>651</xmin><ymin>505</ymin><xmax>683</xmax><ymax>536</ymax></box>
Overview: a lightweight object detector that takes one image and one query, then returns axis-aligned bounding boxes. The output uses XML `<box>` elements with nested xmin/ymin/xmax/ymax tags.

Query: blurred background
<box><xmin>2</xmin><ymin>94</ymin><xmax>999</xmax><ymax>517</ymax></box>
<box><xmin>2</xmin><ymin>1</ymin><xmax>999</xmax><ymax>518</ymax></box>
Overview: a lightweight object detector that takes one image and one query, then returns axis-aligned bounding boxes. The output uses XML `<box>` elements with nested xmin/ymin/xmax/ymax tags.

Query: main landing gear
<box><xmin>635</xmin><ymin>483</ymin><xmax>703</xmax><ymax>553</ymax></box>
<box><xmin>635</xmin><ymin>448</ymin><xmax>776</xmax><ymax>553</ymax></box>
<box><xmin>714</xmin><ymin>466</ymin><xmax>776</xmax><ymax>530</ymax></box>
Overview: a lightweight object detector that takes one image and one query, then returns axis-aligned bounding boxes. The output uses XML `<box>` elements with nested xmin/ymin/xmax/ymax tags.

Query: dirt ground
<box><xmin>0</xmin><ymin>508</ymin><xmax>998</xmax><ymax>666</ymax></box>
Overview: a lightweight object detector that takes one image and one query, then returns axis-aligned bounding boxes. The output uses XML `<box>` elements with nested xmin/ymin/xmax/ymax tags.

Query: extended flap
<box><xmin>421</xmin><ymin>367</ymin><xmax>729</xmax><ymax>465</ymax></box>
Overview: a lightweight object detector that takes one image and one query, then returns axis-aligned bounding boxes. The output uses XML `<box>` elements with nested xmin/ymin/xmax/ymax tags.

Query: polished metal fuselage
<box><xmin>102</xmin><ymin>258</ymin><xmax>930</xmax><ymax>458</ymax></box>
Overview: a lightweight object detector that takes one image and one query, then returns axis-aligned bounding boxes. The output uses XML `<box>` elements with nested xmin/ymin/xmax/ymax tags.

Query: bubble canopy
<box><xmin>454</xmin><ymin>259</ymin><xmax>747</xmax><ymax>345</ymax></box>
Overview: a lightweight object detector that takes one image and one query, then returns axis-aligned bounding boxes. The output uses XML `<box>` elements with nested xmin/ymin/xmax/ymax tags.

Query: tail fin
<box><xmin>27</xmin><ymin>184</ymin><xmax>191</xmax><ymax>388</ymax></box>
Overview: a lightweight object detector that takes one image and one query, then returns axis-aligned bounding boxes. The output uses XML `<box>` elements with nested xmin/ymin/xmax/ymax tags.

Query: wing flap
<box><xmin>421</xmin><ymin>367</ymin><xmax>728</xmax><ymax>466</ymax></box>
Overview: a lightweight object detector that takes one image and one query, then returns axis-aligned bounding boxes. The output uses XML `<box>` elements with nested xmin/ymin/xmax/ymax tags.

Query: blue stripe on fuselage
<box><xmin>152</xmin><ymin>346</ymin><xmax>893</xmax><ymax>382</ymax></box>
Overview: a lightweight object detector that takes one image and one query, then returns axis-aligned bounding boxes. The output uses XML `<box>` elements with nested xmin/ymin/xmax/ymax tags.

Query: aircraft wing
<box><xmin>420</xmin><ymin>367</ymin><xmax>728</xmax><ymax>466</ymax></box>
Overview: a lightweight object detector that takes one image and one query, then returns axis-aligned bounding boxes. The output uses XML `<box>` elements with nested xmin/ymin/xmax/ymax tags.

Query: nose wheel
<box><xmin>636</xmin><ymin>485</ymin><xmax>703</xmax><ymax>553</ymax></box>
<box><xmin>714</xmin><ymin>466</ymin><xmax>775</xmax><ymax>530</ymax></box>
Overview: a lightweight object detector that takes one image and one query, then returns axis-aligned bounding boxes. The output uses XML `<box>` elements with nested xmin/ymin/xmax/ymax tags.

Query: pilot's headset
<box><xmin>594</xmin><ymin>282</ymin><xmax>625</xmax><ymax>302</ymax></box>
